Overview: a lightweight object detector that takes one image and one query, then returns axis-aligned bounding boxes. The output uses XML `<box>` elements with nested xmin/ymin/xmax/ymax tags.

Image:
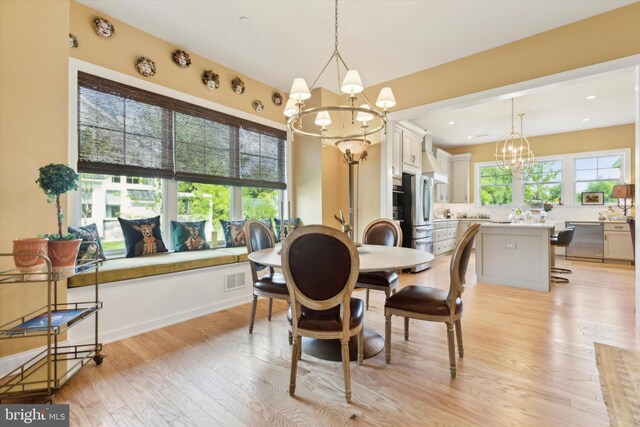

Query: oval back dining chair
<box><xmin>281</xmin><ymin>225</ymin><xmax>364</xmax><ymax>403</ymax></box>
<box><xmin>384</xmin><ymin>223</ymin><xmax>480</xmax><ymax>379</ymax></box>
<box><xmin>245</xmin><ymin>220</ymin><xmax>289</xmax><ymax>339</ymax></box>
<box><xmin>356</xmin><ymin>218</ymin><xmax>402</xmax><ymax>310</ymax></box>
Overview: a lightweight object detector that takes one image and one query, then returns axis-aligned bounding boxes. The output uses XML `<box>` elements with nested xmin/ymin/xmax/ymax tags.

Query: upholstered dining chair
<box><xmin>384</xmin><ymin>223</ymin><xmax>480</xmax><ymax>379</ymax></box>
<box><xmin>628</xmin><ymin>218</ymin><xmax>635</xmax><ymax>259</ymax></box>
<box><xmin>281</xmin><ymin>225</ymin><xmax>364</xmax><ymax>403</ymax></box>
<box><xmin>245</xmin><ymin>220</ymin><xmax>289</xmax><ymax>340</ymax></box>
<box><xmin>356</xmin><ymin>218</ymin><xmax>402</xmax><ymax>310</ymax></box>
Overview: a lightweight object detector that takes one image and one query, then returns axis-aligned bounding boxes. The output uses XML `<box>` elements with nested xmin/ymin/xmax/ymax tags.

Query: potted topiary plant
<box><xmin>36</xmin><ymin>163</ymin><xmax>82</xmax><ymax>275</ymax></box>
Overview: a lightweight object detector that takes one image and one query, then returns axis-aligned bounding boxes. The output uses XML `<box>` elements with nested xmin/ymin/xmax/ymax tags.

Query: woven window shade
<box><xmin>174</xmin><ymin>100</ymin><xmax>287</xmax><ymax>190</ymax></box>
<box><xmin>78</xmin><ymin>72</ymin><xmax>175</xmax><ymax>178</ymax></box>
<box><xmin>77</xmin><ymin>72</ymin><xmax>287</xmax><ymax>189</ymax></box>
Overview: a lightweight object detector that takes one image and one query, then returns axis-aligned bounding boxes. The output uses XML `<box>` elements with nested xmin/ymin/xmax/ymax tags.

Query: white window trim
<box><xmin>475</xmin><ymin>161</ymin><xmax>517</xmax><ymax>208</ymax></box>
<box><xmin>68</xmin><ymin>58</ymin><xmax>288</xmax><ymax>254</ymax></box>
<box><xmin>475</xmin><ymin>148</ymin><xmax>631</xmax><ymax>208</ymax></box>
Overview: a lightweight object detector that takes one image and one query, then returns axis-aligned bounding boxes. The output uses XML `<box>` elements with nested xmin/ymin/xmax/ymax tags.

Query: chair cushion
<box><xmin>254</xmin><ymin>272</ymin><xmax>288</xmax><ymax>295</ymax></box>
<box><xmin>357</xmin><ymin>270</ymin><xmax>399</xmax><ymax>288</ymax></box>
<box><xmin>287</xmin><ymin>298</ymin><xmax>364</xmax><ymax>332</ymax></box>
<box><xmin>385</xmin><ymin>286</ymin><xmax>462</xmax><ymax>316</ymax></box>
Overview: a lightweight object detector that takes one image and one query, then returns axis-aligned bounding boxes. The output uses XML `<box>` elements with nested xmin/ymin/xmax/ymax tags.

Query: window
<box><xmin>524</xmin><ymin>160</ymin><xmax>562</xmax><ymax>204</ymax></box>
<box><xmin>80</xmin><ymin>173</ymin><xmax>163</xmax><ymax>252</ymax></box>
<box><xmin>177</xmin><ymin>181</ymin><xmax>230</xmax><ymax>241</ymax></box>
<box><xmin>242</xmin><ymin>187</ymin><xmax>279</xmax><ymax>220</ymax></box>
<box><xmin>575</xmin><ymin>155</ymin><xmax>623</xmax><ymax>204</ymax></box>
<box><xmin>76</xmin><ymin>72</ymin><xmax>288</xmax><ymax>252</ymax></box>
<box><xmin>479</xmin><ymin>166</ymin><xmax>512</xmax><ymax>206</ymax></box>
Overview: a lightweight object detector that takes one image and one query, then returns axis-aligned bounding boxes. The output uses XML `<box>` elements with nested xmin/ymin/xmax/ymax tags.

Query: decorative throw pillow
<box><xmin>171</xmin><ymin>220</ymin><xmax>210</xmax><ymax>252</ymax></box>
<box><xmin>220</xmin><ymin>220</ymin><xmax>247</xmax><ymax>248</ymax></box>
<box><xmin>273</xmin><ymin>217</ymin><xmax>302</xmax><ymax>242</ymax></box>
<box><xmin>68</xmin><ymin>223</ymin><xmax>107</xmax><ymax>262</ymax></box>
<box><xmin>118</xmin><ymin>216</ymin><xmax>168</xmax><ymax>258</ymax></box>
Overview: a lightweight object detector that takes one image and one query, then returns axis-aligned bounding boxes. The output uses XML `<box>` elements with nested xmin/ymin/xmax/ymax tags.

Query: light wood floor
<box><xmin>53</xmin><ymin>254</ymin><xmax>637</xmax><ymax>426</ymax></box>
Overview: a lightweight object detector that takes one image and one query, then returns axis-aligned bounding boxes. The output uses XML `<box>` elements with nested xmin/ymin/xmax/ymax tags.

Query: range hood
<box><xmin>422</xmin><ymin>150</ymin><xmax>449</xmax><ymax>184</ymax></box>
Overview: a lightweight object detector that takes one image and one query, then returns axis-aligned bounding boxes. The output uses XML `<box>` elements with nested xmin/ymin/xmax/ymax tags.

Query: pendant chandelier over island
<box><xmin>494</xmin><ymin>98</ymin><xmax>534</xmax><ymax>180</ymax></box>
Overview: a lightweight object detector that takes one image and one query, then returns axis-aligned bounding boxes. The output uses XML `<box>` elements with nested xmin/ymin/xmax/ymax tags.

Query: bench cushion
<box><xmin>68</xmin><ymin>249</ymin><xmax>240</xmax><ymax>288</ymax></box>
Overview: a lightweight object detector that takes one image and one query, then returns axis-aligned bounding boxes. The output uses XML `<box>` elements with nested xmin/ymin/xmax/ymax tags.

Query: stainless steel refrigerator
<box><xmin>401</xmin><ymin>173</ymin><xmax>434</xmax><ymax>272</ymax></box>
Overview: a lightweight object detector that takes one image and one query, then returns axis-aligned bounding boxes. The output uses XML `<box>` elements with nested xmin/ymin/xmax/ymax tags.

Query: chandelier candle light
<box><xmin>284</xmin><ymin>0</ymin><xmax>396</xmax><ymax>150</ymax></box>
<box><xmin>495</xmin><ymin>98</ymin><xmax>534</xmax><ymax>179</ymax></box>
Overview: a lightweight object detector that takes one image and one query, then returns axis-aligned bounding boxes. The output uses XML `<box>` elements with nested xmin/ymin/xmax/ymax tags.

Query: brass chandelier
<box><xmin>495</xmin><ymin>98</ymin><xmax>534</xmax><ymax>179</ymax></box>
<box><xmin>284</xmin><ymin>0</ymin><xmax>396</xmax><ymax>160</ymax></box>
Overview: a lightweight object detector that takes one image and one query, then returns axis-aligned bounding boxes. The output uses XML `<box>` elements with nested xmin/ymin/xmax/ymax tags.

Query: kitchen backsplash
<box><xmin>434</xmin><ymin>203</ymin><xmax>627</xmax><ymax>222</ymax></box>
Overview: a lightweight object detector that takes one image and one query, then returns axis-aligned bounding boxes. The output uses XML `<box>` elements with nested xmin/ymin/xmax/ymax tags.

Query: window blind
<box><xmin>77</xmin><ymin>72</ymin><xmax>287</xmax><ymax>189</ymax></box>
<box><xmin>78</xmin><ymin>72</ymin><xmax>175</xmax><ymax>178</ymax></box>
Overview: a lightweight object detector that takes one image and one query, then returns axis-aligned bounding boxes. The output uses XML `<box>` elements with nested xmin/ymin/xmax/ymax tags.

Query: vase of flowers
<box><xmin>543</xmin><ymin>202</ymin><xmax>554</xmax><ymax>213</ymax></box>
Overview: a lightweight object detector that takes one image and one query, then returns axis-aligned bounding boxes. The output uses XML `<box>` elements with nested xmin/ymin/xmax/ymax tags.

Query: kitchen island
<box><xmin>475</xmin><ymin>222</ymin><xmax>556</xmax><ymax>292</ymax></box>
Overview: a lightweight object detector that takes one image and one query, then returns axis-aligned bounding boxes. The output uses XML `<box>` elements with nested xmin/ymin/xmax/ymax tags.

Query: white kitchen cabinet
<box><xmin>435</xmin><ymin>149</ymin><xmax>451</xmax><ymax>202</ymax></box>
<box><xmin>604</xmin><ymin>223</ymin><xmax>634</xmax><ymax>261</ymax></box>
<box><xmin>434</xmin><ymin>220</ymin><xmax>458</xmax><ymax>257</ymax></box>
<box><xmin>401</xmin><ymin>130</ymin><xmax>422</xmax><ymax>170</ymax></box>
<box><xmin>451</xmin><ymin>154</ymin><xmax>471</xmax><ymax>203</ymax></box>
<box><xmin>391</xmin><ymin>127</ymin><xmax>402</xmax><ymax>178</ymax></box>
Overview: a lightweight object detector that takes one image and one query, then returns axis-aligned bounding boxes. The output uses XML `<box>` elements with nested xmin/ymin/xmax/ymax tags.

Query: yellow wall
<box><xmin>291</xmin><ymin>88</ymin><xmax>349</xmax><ymax>229</ymax></box>
<box><xmin>445</xmin><ymin>124</ymin><xmax>636</xmax><ymax>203</ymax></box>
<box><xmin>365</xmin><ymin>2</ymin><xmax>640</xmax><ymax>111</ymax></box>
<box><xmin>0</xmin><ymin>0</ymin><xmax>71</xmax><ymax>357</ymax></box>
<box><xmin>69</xmin><ymin>1</ymin><xmax>286</xmax><ymax>124</ymax></box>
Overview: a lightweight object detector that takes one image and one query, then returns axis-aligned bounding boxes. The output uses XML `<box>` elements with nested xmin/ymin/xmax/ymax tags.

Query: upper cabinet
<box><xmin>390</xmin><ymin>122</ymin><xmax>424</xmax><ymax>176</ymax></box>
<box><xmin>451</xmin><ymin>154</ymin><xmax>471</xmax><ymax>203</ymax></box>
<box><xmin>435</xmin><ymin>149</ymin><xmax>451</xmax><ymax>202</ymax></box>
<box><xmin>402</xmin><ymin>131</ymin><xmax>422</xmax><ymax>170</ymax></box>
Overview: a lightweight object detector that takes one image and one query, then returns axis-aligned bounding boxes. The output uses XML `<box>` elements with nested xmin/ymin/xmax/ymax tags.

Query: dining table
<box><xmin>248</xmin><ymin>244</ymin><xmax>434</xmax><ymax>361</ymax></box>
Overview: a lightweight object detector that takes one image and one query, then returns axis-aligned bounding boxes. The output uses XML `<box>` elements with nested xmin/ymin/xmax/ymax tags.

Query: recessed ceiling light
<box><xmin>467</xmin><ymin>136</ymin><xmax>473</xmax><ymax>139</ymax></box>
<box><xmin>448</xmin><ymin>121</ymin><xmax>455</xmax><ymax>125</ymax></box>
<box><xmin>582</xmin><ymin>118</ymin><xmax>590</xmax><ymax>122</ymax></box>
<box><xmin>239</xmin><ymin>16</ymin><xmax>249</xmax><ymax>22</ymax></box>
<box><xmin>586</xmin><ymin>95</ymin><xmax>596</xmax><ymax>100</ymax></box>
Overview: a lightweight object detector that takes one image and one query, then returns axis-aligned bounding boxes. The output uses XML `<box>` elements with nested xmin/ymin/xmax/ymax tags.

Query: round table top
<box><xmin>247</xmin><ymin>244</ymin><xmax>434</xmax><ymax>272</ymax></box>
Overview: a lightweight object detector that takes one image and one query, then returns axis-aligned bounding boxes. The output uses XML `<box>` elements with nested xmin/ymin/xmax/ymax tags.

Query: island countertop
<box><xmin>481</xmin><ymin>221</ymin><xmax>557</xmax><ymax>229</ymax></box>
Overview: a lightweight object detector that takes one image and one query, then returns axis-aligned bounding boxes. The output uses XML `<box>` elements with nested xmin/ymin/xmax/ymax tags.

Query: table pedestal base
<box><xmin>301</xmin><ymin>328</ymin><xmax>384</xmax><ymax>361</ymax></box>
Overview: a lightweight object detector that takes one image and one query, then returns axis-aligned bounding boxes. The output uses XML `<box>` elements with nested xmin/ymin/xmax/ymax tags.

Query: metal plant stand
<box><xmin>0</xmin><ymin>245</ymin><xmax>103</xmax><ymax>404</ymax></box>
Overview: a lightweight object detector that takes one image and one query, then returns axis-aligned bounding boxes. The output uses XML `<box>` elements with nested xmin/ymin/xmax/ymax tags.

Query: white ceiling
<box><xmin>410</xmin><ymin>70</ymin><xmax>637</xmax><ymax>146</ymax></box>
<box><xmin>78</xmin><ymin>0</ymin><xmax>634</xmax><ymax>92</ymax></box>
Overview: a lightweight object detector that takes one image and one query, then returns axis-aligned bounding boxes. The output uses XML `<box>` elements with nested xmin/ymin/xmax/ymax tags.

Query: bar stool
<box><xmin>550</xmin><ymin>227</ymin><xmax>575</xmax><ymax>283</ymax></box>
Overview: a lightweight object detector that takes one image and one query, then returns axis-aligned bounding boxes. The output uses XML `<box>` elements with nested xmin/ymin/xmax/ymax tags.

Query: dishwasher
<box><xmin>565</xmin><ymin>222</ymin><xmax>604</xmax><ymax>262</ymax></box>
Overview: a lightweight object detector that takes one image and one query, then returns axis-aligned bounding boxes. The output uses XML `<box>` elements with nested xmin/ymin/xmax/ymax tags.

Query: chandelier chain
<box><xmin>334</xmin><ymin>0</ymin><xmax>339</xmax><ymax>54</ymax></box>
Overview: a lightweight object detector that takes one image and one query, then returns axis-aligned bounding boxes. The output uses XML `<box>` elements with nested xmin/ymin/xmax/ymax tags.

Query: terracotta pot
<box><xmin>13</xmin><ymin>238</ymin><xmax>49</xmax><ymax>273</ymax></box>
<box><xmin>47</xmin><ymin>239</ymin><xmax>82</xmax><ymax>275</ymax></box>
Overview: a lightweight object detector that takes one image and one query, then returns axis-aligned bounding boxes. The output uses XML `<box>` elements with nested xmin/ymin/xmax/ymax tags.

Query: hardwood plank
<box><xmin>21</xmin><ymin>253</ymin><xmax>638</xmax><ymax>425</ymax></box>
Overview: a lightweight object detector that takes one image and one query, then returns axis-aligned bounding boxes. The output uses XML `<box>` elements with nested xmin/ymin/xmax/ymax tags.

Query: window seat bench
<box><xmin>68</xmin><ymin>248</ymin><xmax>251</xmax><ymax>288</ymax></box>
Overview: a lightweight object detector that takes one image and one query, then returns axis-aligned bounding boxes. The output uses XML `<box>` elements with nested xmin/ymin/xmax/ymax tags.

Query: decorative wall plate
<box><xmin>172</xmin><ymin>50</ymin><xmax>191</xmax><ymax>68</ymax></box>
<box><xmin>252</xmin><ymin>100</ymin><xmax>264</xmax><ymax>113</ymax></box>
<box><xmin>231</xmin><ymin>77</ymin><xmax>245</xmax><ymax>95</ymax></box>
<box><xmin>69</xmin><ymin>34</ymin><xmax>78</xmax><ymax>48</ymax></box>
<box><xmin>272</xmin><ymin>92</ymin><xmax>283</xmax><ymax>106</ymax></box>
<box><xmin>202</xmin><ymin>70</ymin><xmax>220</xmax><ymax>90</ymax></box>
<box><xmin>94</xmin><ymin>17</ymin><xmax>114</xmax><ymax>39</ymax></box>
<box><xmin>135</xmin><ymin>57</ymin><xmax>156</xmax><ymax>77</ymax></box>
